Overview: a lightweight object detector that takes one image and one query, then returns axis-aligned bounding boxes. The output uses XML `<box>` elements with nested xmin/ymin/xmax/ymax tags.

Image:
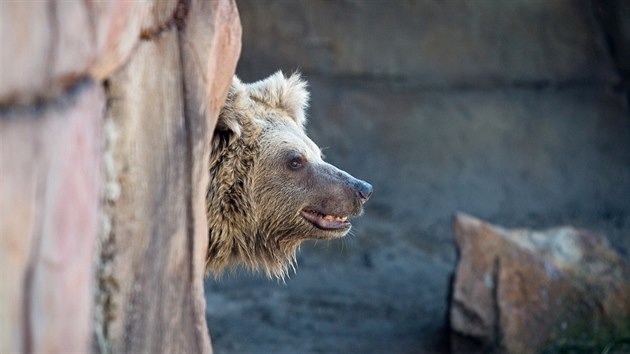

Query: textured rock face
<box><xmin>0</xmin><ymin>1</ymin><xmax>241</xmax><ymax>353</ymax></box>
<box><xmin>0</xmin><ymin>83</ymin><xmax>104</xmax><ymax>354</ymax></box>
<box><xmin>597</xmin><ymin>0</ymin><xmax>630</xmax><ymax>77</ymax></box>
<box><xmin>207</xmin><ymin>1</ymin><xmax>629</xmax><ymax>353</ymax></box>
<box><xmin>451</xmin><ymin>214</ymin><xmax>630</xmax><ymax>353</ymax></box>
<box><xmin>0</xmin><ymin>1</ymin><xmax>150</xmax><ymax>106</ymax></box>
<box><xmin>0</xmin><ymin>1</ymin><xmax>112</xmax><ymax>351</ymax></box>
<box><xmin>237</xmin><ymin>0</ymin><xmax>616</xmax><ymax>86</ymax></box>
<box><xmin>97</xmin><ymin>1</ymin><xmax>241</xmax><ymax>353</ymax></box>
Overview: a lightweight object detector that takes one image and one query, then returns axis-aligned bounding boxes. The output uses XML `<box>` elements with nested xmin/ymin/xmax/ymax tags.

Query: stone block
<box><xmin>237</xmin><ymin>0</ymin><xmax>617</xmax><ymax>86</ymax></box>
<box><xmin>451</xmin><ymin>214</ymin><xmax>630</xmax><ymax>353</ymax></box>
<box><xmin>179</xmin><ymin>0</ymin><xmax>241</xmax><ymax>350</ymax></box>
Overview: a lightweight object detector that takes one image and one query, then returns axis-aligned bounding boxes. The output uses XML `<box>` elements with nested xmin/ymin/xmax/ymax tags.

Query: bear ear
<box><xmin>245</xmin><ymin>71</ymin><xmax>310</xmax><ymax>127</ymax></box>
<box><xmin>215</xmin><ymin>76</ymin><xmax>247</xmax><ymax>138</ymax></box>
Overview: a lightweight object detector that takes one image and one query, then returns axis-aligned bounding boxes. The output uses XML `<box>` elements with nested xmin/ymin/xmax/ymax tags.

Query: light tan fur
<box><xmin>206</xmin><ymin>72</ymin><xmax>367</xmax><ymax>279</ymax></box>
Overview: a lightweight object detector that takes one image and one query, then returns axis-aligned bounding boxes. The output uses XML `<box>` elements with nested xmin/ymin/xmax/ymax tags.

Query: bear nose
<box><xmin>356</xmin><ymin>180</ymin><xmax>373</xmax><ymax>202</ymax></box>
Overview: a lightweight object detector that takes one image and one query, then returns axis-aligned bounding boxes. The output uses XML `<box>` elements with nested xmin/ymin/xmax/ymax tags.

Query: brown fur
<box><xmin>206</xmin><ymin>72</ymin><xmax>371</xmax><ymax>279</ymax></box>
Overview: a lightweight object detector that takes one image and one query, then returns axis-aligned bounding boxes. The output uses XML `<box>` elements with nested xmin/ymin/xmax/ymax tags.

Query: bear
<box><xmin>206</xmin><ymin>71</ymin><xmax>372</xmax><ymax>279</ymax></box>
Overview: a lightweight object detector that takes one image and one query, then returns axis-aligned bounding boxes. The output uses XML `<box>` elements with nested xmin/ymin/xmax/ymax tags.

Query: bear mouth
<box><xmin>300</xmin><ymin>209</ymin><xmax>351</xmax><ymax>231</ymax></box>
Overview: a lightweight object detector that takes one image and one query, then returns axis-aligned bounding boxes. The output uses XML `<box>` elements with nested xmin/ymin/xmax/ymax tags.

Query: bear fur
<box><xmin>206</xmin><ymin>72</ymin><xmax>372</xmax><ymax>279</ymax></box>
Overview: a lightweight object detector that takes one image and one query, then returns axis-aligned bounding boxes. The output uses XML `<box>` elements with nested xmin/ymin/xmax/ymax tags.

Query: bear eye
<box><xmin>288</xmin><ymin>156</ymin><xmax>305</xmax><ymax>170</ymax></box>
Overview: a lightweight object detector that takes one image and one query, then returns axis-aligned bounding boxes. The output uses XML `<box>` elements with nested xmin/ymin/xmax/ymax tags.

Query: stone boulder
<box><xmin>450</xmin><ymin>213</ymin><xmax>630</xmax><ymax>353</ymax></box>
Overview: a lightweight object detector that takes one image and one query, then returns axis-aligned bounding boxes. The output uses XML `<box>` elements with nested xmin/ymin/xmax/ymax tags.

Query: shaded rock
<box><xmin>451</xmin><ymin>214</ymin><xmax>630</xmax><ymax>353</ymax></box>
<box><xmin>597</xmin><ymin>0</ymin><xmax>630</xmax><ymax>77</ymax></box>
<box><xmin>208</xmin><ymin>5</ymin><xmax>630</xmax><ymax>347</ymax></box>
<box><xmin>179</xmin><ymin>1</ymin><xmax>241</xmax><ymax>350</ymax></box>
<box><xmin>306</xmin><ymin>78</ymin><xmax>630</xmax><ymax>228</ymax></box>
<box><xmin>237</xmin><ymin>0</ymin><xmax>617</xmax><ymax>86</ymax></box>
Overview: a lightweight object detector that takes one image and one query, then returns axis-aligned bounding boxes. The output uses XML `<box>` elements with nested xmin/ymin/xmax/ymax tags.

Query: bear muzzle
<box><xmin>300</xmin><ymin>209</ymin><xmax>351</xmax><ymax>230</ymax></box>
<box><xmin>299</xmin><ymin>163</ymin><xmax>372</xmax><ymax>233</ymax></box>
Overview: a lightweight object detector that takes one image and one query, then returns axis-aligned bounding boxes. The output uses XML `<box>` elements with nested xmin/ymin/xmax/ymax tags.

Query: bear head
<box><xmin>206</xmin><ymin>71</ymin><xmax>372</xmax><ymax>279</ymax></box>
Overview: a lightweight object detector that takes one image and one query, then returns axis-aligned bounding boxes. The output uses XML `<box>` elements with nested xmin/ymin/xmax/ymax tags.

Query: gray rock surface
<box><xmin>237</xmin><ymin>0</ymin><xmax>617</xmax><ymax>86</ymax></box>
<box><xmin>205</xmin><ymin>1</ymin><xmax>630</xmax><ymax>353</ymax></box>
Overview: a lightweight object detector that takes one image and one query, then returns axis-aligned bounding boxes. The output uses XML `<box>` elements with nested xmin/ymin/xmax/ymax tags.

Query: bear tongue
<box><xmin>301</xmin><ymin>210</ymin><xmax>350</xmax><ymax>230</ymax></box>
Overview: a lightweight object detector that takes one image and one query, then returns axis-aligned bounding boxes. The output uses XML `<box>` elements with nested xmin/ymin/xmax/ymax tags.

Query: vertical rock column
<box><xmin>99</xmin><ymin>1</ymin><xmax>241</xmax><ymax>353</ymax></box>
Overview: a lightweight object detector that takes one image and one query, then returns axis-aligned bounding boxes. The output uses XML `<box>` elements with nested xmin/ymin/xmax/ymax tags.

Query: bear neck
<box><xmin>206</xmin><ymin>123</ymin><xmax>300</xmax><ymax>279</ymax></box>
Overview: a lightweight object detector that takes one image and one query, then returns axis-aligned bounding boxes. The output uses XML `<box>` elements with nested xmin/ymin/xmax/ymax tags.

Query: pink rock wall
<box><xmin>0</xmin><ymin>1</ymin><xmax>241</xmax><ymax>353</ymax></box>
<box><xmin>1</xmin><ymin>83</ymin><xmax>104</xmax><ymax>353</ymax></box>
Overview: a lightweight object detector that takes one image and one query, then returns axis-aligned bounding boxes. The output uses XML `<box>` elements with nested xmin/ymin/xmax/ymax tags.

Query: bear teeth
<box><xmin>323</xmin><ymin>214</ymin><xmax>348</xmax><ymax>222</ymax></box>
<box><xmin>305</xmin><ymin>210</ymin><xmax>348</xmax><ymax>222</ymax></box>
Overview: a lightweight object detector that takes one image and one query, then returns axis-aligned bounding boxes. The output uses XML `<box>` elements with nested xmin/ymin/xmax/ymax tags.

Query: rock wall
<box><xmin>206</xmin><ymin>1</ymin><xmax>630</xmax><ymax>353</ymax></box>
<box><xmin>0</xmin><ymin>1</ymin><xmax>241</xmax><ymax>353</ymax></box>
